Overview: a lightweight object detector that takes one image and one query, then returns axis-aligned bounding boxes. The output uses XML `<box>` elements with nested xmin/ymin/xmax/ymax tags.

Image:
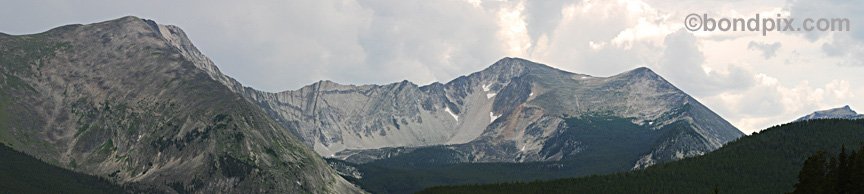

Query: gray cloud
<box><xmin>654</xmin><ymin>30</ymin><xmax>754</xmax><ymax>96</ymax></box>
<box><xmin>523</xmin><ymin>0</ymin><xmax>574</xmax><ymax>52</ymax></box>
<box><xmin>530</xmin><ymin>1</ymin><xmax>650</xmax><ymax>77</ymax></box>
<box><xmin>787</xmin><ymin>0</ymin><xmax>864</xmax><ymax>66</ymax></box>
<box><xmin>351</xmin><ymin>0</ymin><xmax>503</xmax><ymax>86</ymax></box>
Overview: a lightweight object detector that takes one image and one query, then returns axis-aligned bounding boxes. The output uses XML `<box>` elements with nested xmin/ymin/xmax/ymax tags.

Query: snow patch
<box><xmin>490</xmin><ymin>112</ymin><xmax>500</xmax><ymax>123</ymax></box>
<box><xmin>486</xmin><ymin>93</ymin><xmax>496</xmax><ymax>99</ymax></box>
<box><xmin>445</xmin><ymin>107</ymin><xmax>459</xmax><ymax>121</ymax></box>
<box><xmin>520</xmin><ymin>145</ymin><xmax>526</xmax><ymax>151</ymax></box>
<box><xmin>674</xmin><ymin>151</ymin><xmax>685</xmax><ymax>159</ymax></box>
<box><xmin>529</xmin><ymin>92</ymin><xmax>534</xmax><ymax>97</ymax></box>
<box><xmin>482</xmin><ymin>83</ymin><xmax>491</xmax><ymax>92</ymax></box>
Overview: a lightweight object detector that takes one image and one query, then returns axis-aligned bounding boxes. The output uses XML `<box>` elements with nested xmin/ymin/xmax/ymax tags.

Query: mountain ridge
<box><xmin>796</xmin><ymin>105</ymin><xmax>864</xmax><ymax>122</ymax></box>
<box><xmin>0</xmin><ymin>16</ymin><xmax>744</xmax><ymax>193</ymax></box>
<box><xmin>0</xmin><ymin>16</ymin><xmax>362</xmax><ymax>193</ymax></box>
<box><xmin>242</xmin><ymin>54</ymin><xmax>743</xmax><ymax>170</ymax></box>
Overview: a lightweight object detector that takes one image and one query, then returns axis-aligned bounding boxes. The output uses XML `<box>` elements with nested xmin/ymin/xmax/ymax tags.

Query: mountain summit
<box><xmin>796</xmin><ymin>105</ymin><xmax>864</xmax><ymax>122</ymax></box>
<box><xmin>245</xmin><ymin>56</ymin><xmax>744</xmax><ymax>169</ymax></box>
<box><xmin>0</xmin><ymin>16</ymin><xmax>361</xmax><ymax>193</ymax></box>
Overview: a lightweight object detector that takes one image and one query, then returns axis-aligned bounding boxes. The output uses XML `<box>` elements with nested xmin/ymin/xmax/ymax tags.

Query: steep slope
<box><xmin>0</xmin><ymin>16</ymin><xmax>361</xmax><ymax>193</ymax></box>
<box><xmin>419</xmin><ymin>119</ymin><xmax>864</xmax><ymax>194</ymax></box>
<box><xmin>249</xmin><ymin>57</ymin><xmax>743</xmax><ymax>168</ymax></box>
<box><xmin>796</xmin><ymin>105</ymin><xmax>864</xmax><ymax>122</ymax></box>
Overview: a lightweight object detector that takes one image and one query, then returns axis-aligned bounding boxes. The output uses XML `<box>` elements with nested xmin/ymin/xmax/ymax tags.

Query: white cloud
<box><xmin>706</xmin><ymin>72</ymin><xmax>860</xmax><ymax>133</ymax></box>
<box><xmin>495</xmin><ymin>0</ymin><xmax>531</xmax><ymax>57</ymax></box>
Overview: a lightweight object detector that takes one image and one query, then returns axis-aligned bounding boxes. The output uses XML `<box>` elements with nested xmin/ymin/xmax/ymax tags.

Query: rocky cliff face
<box><xmin>0</xmin><ymin>16</ymin><xmax>361</xmax><ymax>193</ymax></box>
<box><xmin>249</xmin><ymin>57</ymin><xmax>744</xmax><ymax>168</ymax></box>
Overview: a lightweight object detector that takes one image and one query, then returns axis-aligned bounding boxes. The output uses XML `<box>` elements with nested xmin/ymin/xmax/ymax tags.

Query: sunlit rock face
<box><xmin>249</xmin><ymin>57</ymin><xmax>744</xmax><ymax>169</ymax></box>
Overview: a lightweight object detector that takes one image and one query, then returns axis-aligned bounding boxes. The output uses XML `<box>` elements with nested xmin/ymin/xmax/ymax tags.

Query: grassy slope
<box><xmin>419</xmin><ymin>119</ymin><xmax>864</xmax><ymax>194</ymax></box>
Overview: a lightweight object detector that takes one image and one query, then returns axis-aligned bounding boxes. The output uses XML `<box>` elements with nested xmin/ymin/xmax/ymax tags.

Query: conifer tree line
<box><xmin>791</xmin><ymin>145</ymin><xmax>864</xmax><ymax>194</ymax></box>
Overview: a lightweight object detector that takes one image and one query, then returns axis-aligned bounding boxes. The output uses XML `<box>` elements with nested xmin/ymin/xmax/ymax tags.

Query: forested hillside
<box><xmin>420</xmin><ymin>119</ymin><xmax>864</xmax><ymax>194</ymax></box>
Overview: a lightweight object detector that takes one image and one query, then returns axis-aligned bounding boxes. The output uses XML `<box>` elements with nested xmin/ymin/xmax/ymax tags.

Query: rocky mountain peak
<box><xmin>617</xmin><ymin>66</ymin><xmax>662</xmax><ymax>80</ymax></box>
<box><xmin>839</xmin><ymin>105</ymin><xmax>855</xmax><ymax>112</ymax></box>
<box><xmin>93</xmin><ymin>16</ymin><xmax>160</xmax><ymax>35</ymax></box>
<box><xmin>481</xmin><ymin>57</ymin><xmax>572</xmax><ymax>78</ymax></box>
<box><xmin>796</xmin><ymin>105</ymin><xmax>864</xmax><ymax>122</ymax></box>
<box><xmin>0</xmin><ymin>16</ymin><xmax>362</xmax><ymax>193</ymax></box>
<box><xmin>102</xmin><ymin>16</ymin><xmax>244</xmax><ymax>93</ymax></box>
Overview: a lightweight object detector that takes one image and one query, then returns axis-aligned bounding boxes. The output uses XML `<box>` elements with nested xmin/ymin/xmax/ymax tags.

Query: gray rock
<box><xmin>795</xmin><ymin>105</ymin><xmax>864</xmax><ymax>122</ymax></box>
<box><xmin>0</xmin><ymin>16</ymin><xmax>362</xmax><ymax>193</ymax></box>
<box><xmin>248</xmin><ymin>57</ymin><xmax>744</xmax><ymax>169</ymax></box>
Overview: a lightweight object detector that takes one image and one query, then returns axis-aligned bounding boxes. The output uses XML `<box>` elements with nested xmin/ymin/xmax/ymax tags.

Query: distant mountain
<box><xmin>796</xmin><ymin>105</ymin><xmax>864</xmax><ymax>122</ymax></box>
<box><xmin>0</xmin><ymin>16</ymin><xmax>361</xmax><ymax>193</ymax></box>
<box><xmin>242</xmin><ymin>58</ymin><xmax>744</xmax><ymax>193</ymax></box>
<box><xmin>250</xmin><ymin>57</ymin><xmax>743</xmax><ymax>168</ymax></box>
<box><xmin>419</xmin><ymin>119</ymin><xmax>864</xmax><ymax>194</ymax></box>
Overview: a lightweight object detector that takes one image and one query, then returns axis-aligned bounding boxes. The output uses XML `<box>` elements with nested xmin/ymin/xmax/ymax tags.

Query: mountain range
<box><xmin>0</xmin><ymin>16</ymin><xmax>775</xmax><ymax>193</ymax></box>
<box><xmin>248</xmin><ymin>56</ymin><xmax>744</xmax><ymax>170</ymax></box>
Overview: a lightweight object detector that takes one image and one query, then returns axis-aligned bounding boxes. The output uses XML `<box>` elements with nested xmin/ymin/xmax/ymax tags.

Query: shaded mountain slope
<box><xmin>0</xmin><ymin>143</ymin><xmax>146</xmax><ymax>193</ymax></box>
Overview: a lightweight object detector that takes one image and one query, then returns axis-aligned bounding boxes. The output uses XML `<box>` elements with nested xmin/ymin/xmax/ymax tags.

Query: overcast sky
<box><xmin>1</xmin><ymin>0</ymin><xmax>861</xmax><ymax>134</ymax></box>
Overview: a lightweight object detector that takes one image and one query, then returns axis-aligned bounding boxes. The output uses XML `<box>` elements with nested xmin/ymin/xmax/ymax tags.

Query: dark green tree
<box><xmin>850</xmin><ymin>145</ymin><xmax>864</xmax><ymax>194</ymax></box>
<box><xmin>791</xmin><ymin>145</ymin><xmax>864</xmax><ymax>194</ymax></box>
<box><xmin>837</xmin><ymin>146</ymin><xmax>851</xmax><ymax>194</ymax></box>
<box><xmin>825</xmin><ymin>156</ymin><xmax>840</xmax><ymax>193</ymax></box>
<box><xmin>792</xmin><ymin>151</ymin><xmax>828</xmax><ymax>194</ymax></box>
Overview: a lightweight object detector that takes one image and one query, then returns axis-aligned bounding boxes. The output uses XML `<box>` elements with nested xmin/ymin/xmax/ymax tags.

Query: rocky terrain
<box><xmin>248</xmin><ymin>57</ymin><xmax>744</xmax><ymax>169</ymax></box>
<box><xmin>0</xmin><ymin>15</ymin><xmax>747</xmax><ymax>193</ymax></box>
<box><xmin>795</xmin><ymin>105</ymin><xmax>864</xmax><ymax>122</ymax></box>
<box><xmin>0</xmin><ymin>16</ymin><xmax>362</xmax><ymax>193</ymax></box>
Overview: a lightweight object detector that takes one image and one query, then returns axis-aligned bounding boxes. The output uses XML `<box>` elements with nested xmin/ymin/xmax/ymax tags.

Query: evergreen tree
<box><xmin>791</xmin><ymin>145</ymin><xmax>864</xmax><ymax>194</ymax></box>
<box><xmin>847</xmin><ymin>145</ymin><xmax>864</xmax><ymax>194</ymax></box>
<box><xmin>837</xmin><ymin>146</ymin><xmax>851</xmax><ymax>194</ymax></box>
<box><xmin>826</xmin><ymin>156</ymin><xmax>840</xmax><ymax>193</ymax></box>
<box><xmin>792</xmin><ymin>151</ymin><xmax>828</xmax><ymax>194</ymax></box>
